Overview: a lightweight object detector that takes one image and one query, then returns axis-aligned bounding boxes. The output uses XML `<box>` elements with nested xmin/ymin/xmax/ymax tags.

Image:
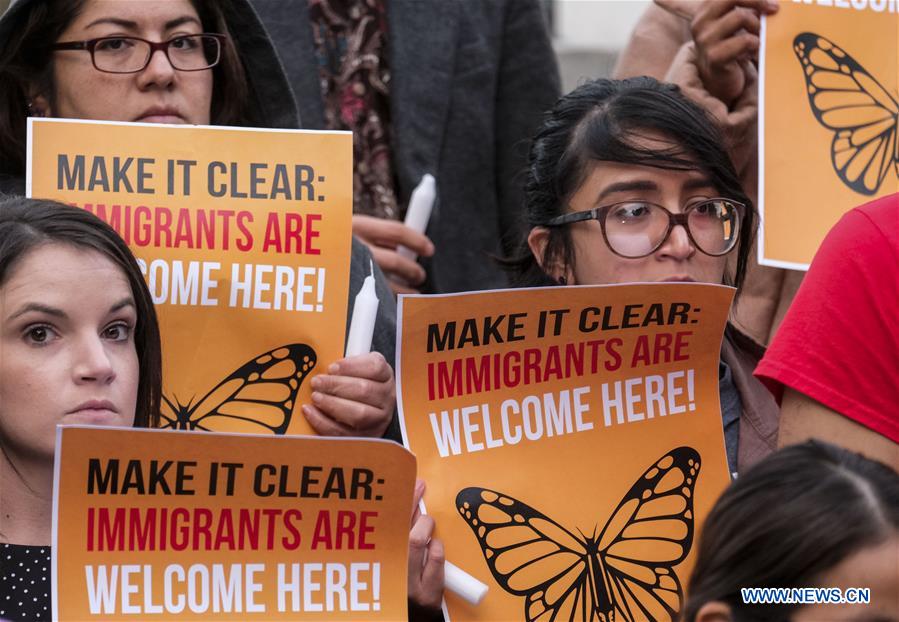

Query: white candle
<box><xmin>445</xmin><ymin>561</ymin><xmax>488</xmax><ymax>605</ymax></box>
<box><xmin>344</xmin><ymin>261</ymin><xmax>379</xmax><ymax>358</ymax></box>
<box><xmin>398</xmin><ymin>173</ymin><xmax>436</xmax><ymax>261</ymax></box>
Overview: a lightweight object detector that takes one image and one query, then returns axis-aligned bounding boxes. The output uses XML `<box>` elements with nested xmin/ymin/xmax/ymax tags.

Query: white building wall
<box><xmin>555</xmin><ymin>0</ymin><xmax>652</xmax><ymax>51</ymax></box>
<box><xmin>552</xmin><ymin>0</ymin><xmax>652</xmax><ymax>90</ymax></box>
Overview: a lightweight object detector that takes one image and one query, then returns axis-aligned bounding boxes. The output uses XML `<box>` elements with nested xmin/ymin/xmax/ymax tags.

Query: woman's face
<box><xmin>0</xmin><ymin>244</ymin><xmax>139</xmax><ymax>461</ymax></box>
<box><xmin>38</xmin><ymin>0</ymin><xmax>212</xmax><ymax>124</ymax></box>
<box><xmin>694</xmin><ymin>535</ymin><xmax>899</xmax><ymax>622</ymax></box>
<box><xmin>529</xmin><ymin>144</ymin><xmax>732</xmax><ymax>287</ymax></box>
<box><xmin>791</xmin><ymin>535</ymin><xmax>899</xmax><ymax>622</ymax></box>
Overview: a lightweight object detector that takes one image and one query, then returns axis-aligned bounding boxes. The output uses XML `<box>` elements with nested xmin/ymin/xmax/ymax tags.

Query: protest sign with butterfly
<box><xmin>759</xmin><ymin>0</ymin><xmax>898</xmax><ymax>269</ymax></box>
<box><xmin>397</xmin><ymin>283</ymin><xmax>734</xmax><ymax>621</ymax></box>
<box><xmin>52</xmin><ymin>426</ymin><xmax>416</xmax><ymax>620</ymax></box>
<box><xmin>28</xmin><ymin>120</ymin><xmax>353</xmax><ymax>435</ymax></box>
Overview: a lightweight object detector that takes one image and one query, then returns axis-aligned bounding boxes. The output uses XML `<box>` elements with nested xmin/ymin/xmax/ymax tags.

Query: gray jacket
<box><xmin>250</xmin><ymin>0</ymin><xmax>561</xmax><ymax>293</ymax></box>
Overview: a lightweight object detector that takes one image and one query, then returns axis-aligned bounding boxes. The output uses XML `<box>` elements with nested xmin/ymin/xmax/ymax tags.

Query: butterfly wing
<box><xmin>595</xmin><ymin>447</ymin><xmax>700</xmax><ymax>622</ymax></box>
<box><xmin>793</xmin><ymin>32</ymin><xmax>899</xmax><ymax>195</ymax></box>
<box><xmin>158</xmin><ymin>394</ymin><xmax>183</xmax><ymax>429</ymax></box>
<box><xmin>163</xmin><ymin>343</ymin><xmax>316</xmax><ymax>434</ymax></box>
<box><xmin>456</xmin><ymin>488</ymin><xmax>611</xmax><ymax>621</ymax></box>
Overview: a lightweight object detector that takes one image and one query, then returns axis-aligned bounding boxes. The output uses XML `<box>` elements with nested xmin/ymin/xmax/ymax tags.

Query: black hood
<box><xmin>0</xmin><ymin>0</ymin><xmax>301</xmax><ymax>137</ymax></box>
<box><xmin>0</xmin><ymin>0</ymin><xmax>302</xmax><ymax>187</ymax></box>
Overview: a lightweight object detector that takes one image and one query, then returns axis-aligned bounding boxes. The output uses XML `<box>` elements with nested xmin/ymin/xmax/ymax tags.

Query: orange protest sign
<box><xmin>760</xmin><ymin>0</ymin><xmax>898</xmax><ymax>268</ymax></box>
<box><xmin>52</xmin><ymin>426</ymin><xmax>415</xmax><ymax>621</ymax></box>
<box><xmin>27</xmin><ymin>119</ymin><xmax>352</xmax><ymax>436</ymax></box>
<box><xmin>397</xmin><ymin>283</ymin><xmax>734</xmax><ymax>621</ymax></box>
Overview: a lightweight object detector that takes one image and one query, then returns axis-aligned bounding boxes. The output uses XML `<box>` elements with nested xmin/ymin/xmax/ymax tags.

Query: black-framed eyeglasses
<box><xmin>51</xmin><ymin>34</ymin><xmax>226</xmax><ymax>74</ymax></box>
<box><xmin>544</xmin><ymin>198</ymin><xmax>745</xmax><ymax>259</ymax></box>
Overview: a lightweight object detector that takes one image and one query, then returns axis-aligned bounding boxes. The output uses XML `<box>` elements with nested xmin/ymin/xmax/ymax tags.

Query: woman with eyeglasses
<box><xmin>508</xmin><ymin>76</ymin><xmax>779</xmax><ymax>476</ymax></box>
<box><xmin>0</xmin><ymin>0</ymin><xmax>400</xmax><ymax>441</ymax></box>
<box><xmin>0</xmin><ymin>0</ymin><xmax>264</xmax><ymax>168</ymax></box>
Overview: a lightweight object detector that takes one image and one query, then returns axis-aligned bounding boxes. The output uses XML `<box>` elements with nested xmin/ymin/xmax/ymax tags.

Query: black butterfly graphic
<box><xmin>159</xmin><ymin>343</ymin><xmax>316</xmax><ymax>434</ymax></box>
<box><xmin>793</xmin><ymin>32</ymin><xmax>898</xmax><ymax>196</ymax></box>
<box><xmin>456</xmin><ymin>447</ymin><xmax>700</xmax><ymax>622</ymax></box>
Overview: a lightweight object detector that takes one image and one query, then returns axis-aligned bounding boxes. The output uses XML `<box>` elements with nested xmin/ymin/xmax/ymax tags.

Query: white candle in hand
<box><xmin>398</xmin><ymin>173</ymin><xmax>436</xmax><ymax>261</ymax></box>
<box><xmin>345</xmin><ymin>261</ymin><xmax>380</xmax><ymax>358</ymax></box>
<box><xmin>445</xmin><ymin>561</ymin><xmax>489</xmax><ymax>605</ymax></box>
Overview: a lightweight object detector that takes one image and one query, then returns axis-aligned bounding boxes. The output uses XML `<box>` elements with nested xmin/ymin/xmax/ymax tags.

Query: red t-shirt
<box><xmin>755</xmin><ymin>193</ymin><xmax>899</xmax><ymax>442</ymax></box>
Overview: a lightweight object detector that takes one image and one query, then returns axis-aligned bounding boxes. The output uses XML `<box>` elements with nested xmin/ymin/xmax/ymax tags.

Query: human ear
<box><xmin>28</xmin><ymin>91</ymin><xmax>51</xmax><ymax>118</ymax></box>
<box><xmin>527</xmin><ymin>227</ymin><xmax>574</xmax><ymax>285</ymax></box>
<box><xmin>694</xmin><ymin>601</ymin><xmax>734</xmax><ymax>622</ymax></box>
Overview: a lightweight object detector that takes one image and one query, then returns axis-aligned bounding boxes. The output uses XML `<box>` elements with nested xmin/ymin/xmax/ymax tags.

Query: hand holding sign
<box><xmin>656</xmin><ymin>0</ymin><xmax>778</xmax><ymax>106</ymax></box>
<box><xmin>666</xmin><ymin>42</ymin><xmax>760</xmax><ymax>177</ymax></box>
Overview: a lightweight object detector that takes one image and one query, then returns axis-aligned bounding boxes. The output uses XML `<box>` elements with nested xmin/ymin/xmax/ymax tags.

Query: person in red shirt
<box><xmin>755</xmin><ymin>193</ymin><xmax>899</xmax><ymax>470</ymax></box>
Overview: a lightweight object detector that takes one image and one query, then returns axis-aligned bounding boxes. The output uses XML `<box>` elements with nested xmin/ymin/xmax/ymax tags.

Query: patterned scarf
<box><xmin>308</xmin><ymin>0</ymin><xmax>401</xmax><ymax>220</ymax></box>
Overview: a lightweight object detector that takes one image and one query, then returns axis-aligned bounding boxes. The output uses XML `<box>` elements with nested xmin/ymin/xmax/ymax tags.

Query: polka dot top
<box><xmin>1</xmin><ymin>544</ymin><xmax>51</xmax><ymax>621</ymax></box>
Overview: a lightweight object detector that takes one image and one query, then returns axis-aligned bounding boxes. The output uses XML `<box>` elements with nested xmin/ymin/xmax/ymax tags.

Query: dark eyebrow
<box><xmin>7</xmin><ymin>303</ymin><xmax>67</xmax><ymax>322</ymax></box>
<box><xmin>596</xmin><ymin>176</ymin><xmax>718</xmax><ymax>205</ymax></box>
<box><xmin>596</xmin><ymin>181</ymin><xmax>659</xmax><ymax>204</ymax></box>
<box><xmin>7</xmin><ymin>298</ymin><xmax>134</xmax><ymax>322</ymax></box>
<box><xmin>86</xmin><ymin>17</ymin><xmax>138</xmax><ymax>30</ymax></box>
<box><xmin>110</xmin><ymin>298</ymin><xmax>137</xmax><ymax>314</ymax></box>
<box><xmin>165</xmin><ymin>16</ymin><xmax>202</xmax><ymax>31</ymax></box>
<box><xmin>85</xmin><ymin>16</ymin><xmax>201</xmax><ymax>31</ymax></box>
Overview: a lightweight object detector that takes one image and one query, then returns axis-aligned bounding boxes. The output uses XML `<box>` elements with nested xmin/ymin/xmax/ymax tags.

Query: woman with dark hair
<box><xmin>513</xmin><ymin>76</ymin><xmax>778</xmax><ymax>475</ymax></box>
<box><xmin>0</xmin><ymin>0</ymin><xmax>280</xmax><ymax>183</ymax></box>
<box><xmin>0</xmin><ymin>196</ymin><xmax>162</xmax><ymax>621</ymax></box>
<box><xmin>684</xmin><ymin>441</ymin><xmax>899</xmax><ymax>622</ymax></box>
<box><xmin>0</xmin><ymin>0</ymin><xmax>400</xmax><ymax>441</ymax></box>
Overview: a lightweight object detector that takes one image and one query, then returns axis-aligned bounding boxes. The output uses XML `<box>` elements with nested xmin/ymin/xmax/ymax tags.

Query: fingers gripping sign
<box><xmin>665</xmin><ymin>42</ymin><xmax>760</xmax><ymax>176</ymax></box>
<box><xmin>656</xmin><ymin>0</ymin><xmax>779</xmax><ymax>107</ymax></box>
